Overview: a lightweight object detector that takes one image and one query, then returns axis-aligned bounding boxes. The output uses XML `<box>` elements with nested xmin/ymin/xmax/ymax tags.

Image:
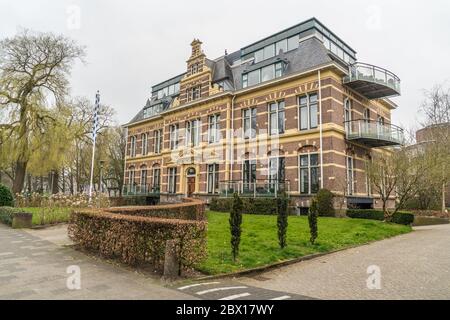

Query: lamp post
<box><xmin>99</xmin><ymin>160</ymin><xmax>105</xmax><ymax>194</ymax></box>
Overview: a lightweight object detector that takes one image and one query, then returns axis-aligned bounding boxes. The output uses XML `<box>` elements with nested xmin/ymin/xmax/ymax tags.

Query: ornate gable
<box><xmin>179</xmin><ymin>39</ymin><xmax>213</xmax><ymax>105</ymax></box>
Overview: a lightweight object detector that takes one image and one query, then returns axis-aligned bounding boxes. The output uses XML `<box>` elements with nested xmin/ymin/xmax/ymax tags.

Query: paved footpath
<box><xmin>0</xmin><ymin>224</ymin><xmax>195</xmax><ymax>300</ymax></box>
<box><xmin>238</xmin><ymin>224</ymin><xmax>450</xmax><ymax>300</ymax></box>
<box><xmin>0</xmin><ymin>224</ymin><xmax>301</xmax><ymax>300</ymax></box>
<box><xmin>2</xmin><ymin>223</ymin><xmax>449</xmax><ymax>300</ymax></box>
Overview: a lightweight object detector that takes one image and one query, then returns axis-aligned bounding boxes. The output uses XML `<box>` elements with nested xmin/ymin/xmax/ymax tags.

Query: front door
<box><xmin>187</xmin><ymin>177</ymin><xmax>195</xmax><ymax>197</ymax></box>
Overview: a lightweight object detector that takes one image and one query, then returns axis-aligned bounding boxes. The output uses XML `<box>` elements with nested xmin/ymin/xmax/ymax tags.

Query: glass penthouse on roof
<box><xmin>239</xmin><ymin>18</ymin><xmax>357</xmax><ymax>66</ymax></box>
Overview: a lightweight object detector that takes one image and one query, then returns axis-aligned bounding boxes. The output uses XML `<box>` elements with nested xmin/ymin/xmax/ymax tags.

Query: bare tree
<box><xmin>419</xmin><ymin>84</ymin><xmax>450</xmax><ymax>212</ymax></box>
<box><xmin>367</xmin><ymin>148</ymin><xmax>426</xmax><ymax>220</ymax></box>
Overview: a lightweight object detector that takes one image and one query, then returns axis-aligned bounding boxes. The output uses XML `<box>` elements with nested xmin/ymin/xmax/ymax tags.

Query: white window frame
<box><xmin>141</xmin><ymin>133</ymin><xmax>148</xmax><ymax>155</ymax></box>
<box><xmin>208</xmin><ymin>114</ymin><xmax>220</xmax><ymax>144</ymax></box>
<box><xmin>130</xmin><ymin>136</ymin><xmax>136</xmax><ymax>157</ymax></box>
<box><xmin>169</xmin><ymin>124</ymin><xmax>179</xmax><ymax>150</ymax></box>
<box><xmin>346</xmin><ymin>156</ymin><xmax>355</xmax><ymax>196</ymax></box>
<box><xmin>153</xmin><ymin>129</ymin><xmax>162</xmax><ymax>154</ymax></box>
<box><xmin>298</xmin><ymin>93</ymin><xmax>318</xmax><ymax>131</ymax></box>
<box><xmin>298</xmin><ymin>153</ymin><xmax>320</xmax><ymax>195</ymax></box>
<box><xmin>168</xmin><ymin>167</ymin><xmax>177</xmax><ymax>194</ymax></box>
<box><xmin>207</xmin><ymin>164</ymin><xmax>220</xmax><ymax>194</ymax></box>
<box><xmin>268</xmin><ymin>101</ymin><xmax>285</xmax><ymax>136</ymax></box>
<box><xmin>243</xmin><ymin>107</ymin><xmax>257</xmax><ymax>139</ymax></box>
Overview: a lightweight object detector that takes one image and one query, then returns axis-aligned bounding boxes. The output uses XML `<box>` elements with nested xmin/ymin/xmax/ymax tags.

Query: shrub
<box><xmin>346</xmin><ymin>209</ymin><xmax>414</xmax><ymax>225</ymax></box>
<box><xmin>308</xmin><ymin>199</ymin><xmax>318</xmax><ymax>244</ymax></box>
<box><xmin>209</xmin><ymin>197</ymin><xmax>232</xmax><ymax>212</ymax></box>
<box><xmin>210</xmin><ymin>197</ymin><xmax>278</xmax><ymax>215</ymax></box>
<box><xmin>316</xmin><ymin>189</ymin><xmax>335</xmax><ymax>217</ymax></box>
<box><xmin>277</xmin><ymin>192</ymin><xmax>289</xmax><ymax>249</ymax></box>
<box><xmin>391</xmin><ymin>211</ymin><xmax>415</xmax><ymax>225</ymax></box>
<box><xmin>108</xmin><ymin>198</ymin><xmax>205</xmax><ymax>221</ymax></box>
<box><xmin>346</xmin><ymin>209</ymin><xmax>385</xmax><ymax>221</ymax></box>
<box><xmin>0</xmin><ymin>184</ymin><xmax>14</xmax><ymax>207</ymax></box>
<box><xmin>229</xmin><ymin>193</ymin><xmax>243</xmax><ymax>262</ymax></box>
<box><xmin>68</xmin><ymin>209</ymin><xmax>207</xmax><ymax>270</ymax></box>
<box><xmin>0</xmin><ymin>207</ymin><xmax>32</xmax><ymax>226</ymax></box>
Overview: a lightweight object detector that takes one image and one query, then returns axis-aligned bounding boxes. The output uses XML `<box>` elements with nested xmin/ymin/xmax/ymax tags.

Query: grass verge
<box><xmin>198</xmin><ymin>211</ymin><xmax>411</xmax><ymax>275</ymax></box>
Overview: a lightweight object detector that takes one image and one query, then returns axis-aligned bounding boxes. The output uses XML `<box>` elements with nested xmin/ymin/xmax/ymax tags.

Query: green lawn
<box><xmin>199</xmin><ymin>211</ymin><xmax>411</xmax><ymax>275</ymax></box>
<box><xmin>22</xmin><ymin>207</ymin><xmax>72</xmax><ymax>226</ymax></box>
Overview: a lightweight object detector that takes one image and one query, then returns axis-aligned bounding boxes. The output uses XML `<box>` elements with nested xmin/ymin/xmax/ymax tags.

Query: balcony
<box><xmin>343</xmin><ymin>63</ymin><xmax>401</xmax><ymax>99</ymax></box>
<box><xmin>219</xmin><ymin>180</ymin><xmax>291</xmax><ymax>198</ymax></box>
<box><xmin>122</xmin><ymin>184</ymin><xmax>161</xmax><ymax>197</ymax></box>
<box><xmin>345</xmin><ymin>119</ymin><xmax>404</xmax><ymax>147</ymax></box>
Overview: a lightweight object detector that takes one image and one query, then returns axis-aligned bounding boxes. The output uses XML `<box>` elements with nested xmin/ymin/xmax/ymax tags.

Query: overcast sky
<box><xmin>1</xmin><ymin>0</ymin><xmax>449</xmax><ymax>130</ymax></box>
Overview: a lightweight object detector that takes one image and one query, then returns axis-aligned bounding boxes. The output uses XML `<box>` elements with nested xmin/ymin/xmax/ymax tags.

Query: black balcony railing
<box><xmin>122</xmin><ymin>184</ymin><xmax>161</xmax><ymax>196</ymax></box>
<box><xmin>343</xmin><ymin>62</ymin><xmax>401</xmax><ymax>99</ymax></box>
<box><xmin>219</xmin><ymin>180</ymin><xmax>290</xmax><ymax>198</ymax></box>
<box><xmin>344</xmin><ymin>119</ymin><xmax>404</xmax><ymax>147</ymax></box>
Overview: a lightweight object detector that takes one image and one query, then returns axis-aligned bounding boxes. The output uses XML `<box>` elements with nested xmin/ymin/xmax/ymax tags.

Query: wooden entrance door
<box><xmin>187</xmin><ymin>177</ymin><xmax>195</xmax><ymax>197</ymax></box>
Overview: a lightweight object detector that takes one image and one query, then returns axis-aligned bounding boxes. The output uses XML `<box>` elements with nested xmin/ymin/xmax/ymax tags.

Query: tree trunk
<box><xmin>12</xmin><ymin>161</ymin><xmax>27</xmax><ymax>194</ymax></box>
<box><xmin>27</xmin><ymin>174</ymin><xmax>32</xmax><ymax>194</ymax></box>
<box><xmin>51</xmin><ymin>171</ymin><xmax>59</xmax><ymax>194</ymax></box>
<box><xmin>442</xmin><ymin>181</ymin><xmax>446</xmax><ymax>213</ymax></box>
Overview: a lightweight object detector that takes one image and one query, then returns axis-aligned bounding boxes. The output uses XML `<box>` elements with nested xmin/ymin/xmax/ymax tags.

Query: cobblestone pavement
<box><xmin>239</xmin><ymin>224</ymin><xmax>450</xmax><ymax>300</ymax></box>
<box><xmin>0</xmin><ymin>224</ymin><xmax>194</xmax><ymax>300</ymax></box>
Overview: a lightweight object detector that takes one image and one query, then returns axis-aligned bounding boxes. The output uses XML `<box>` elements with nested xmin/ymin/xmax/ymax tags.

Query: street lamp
<box><xmin>99</xmin><ymin>160</ymin><xmax>105</xmax><ymax>194</ymax></box>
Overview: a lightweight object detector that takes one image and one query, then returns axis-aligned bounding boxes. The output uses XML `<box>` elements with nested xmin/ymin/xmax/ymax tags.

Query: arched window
<box><xmin>128</xmin><ymin>166</ymin><xmax>136</xmax><ymax>185</ymax></box>
<box><xmin>141</xmin><ymin>133</ymin><xmax>148</xmax><ymax>155</ymax></box>
<box><xmin>152</xmin><ymin>164</ymin><xmax>161</xmax><ymax>192</ymax></box>
<box><xmin>130</xmin><ymin>136</ymin><xmax>136</xmax><ymax>157</ymax></box>
<box><xmin>140</xmin><ymin>165</ymin><xmax>148</xmax><ymax>188</ymax></box>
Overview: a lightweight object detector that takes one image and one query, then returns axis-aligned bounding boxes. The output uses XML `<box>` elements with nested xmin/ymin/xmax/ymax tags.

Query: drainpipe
<box><xmin>122</xmin><ymin>127</ymin><xmax>128</xmax><ymax>196</ymax></box>
<box><xmin>318</xmin><ymin>70</ymin><xmax>324</xmax><ymax>189</ymax></box>
<box><xmin>229</xmin><ymin>94</ymin><xmax>236</xmax><ymax>182</ymax></box>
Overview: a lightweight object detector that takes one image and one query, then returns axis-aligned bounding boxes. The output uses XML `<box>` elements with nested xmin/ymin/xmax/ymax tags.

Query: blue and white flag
<box><xmin>92</xmin><ymin>91</ymin><xmax>100</xmax><ymax>141</ymax></box>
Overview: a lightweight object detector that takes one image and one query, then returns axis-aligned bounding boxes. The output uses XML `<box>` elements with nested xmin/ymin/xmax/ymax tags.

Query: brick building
<box><xmin>123</xmin><ymin>18</ymin><xmax>403</xmax><ymax>210</ymax></box>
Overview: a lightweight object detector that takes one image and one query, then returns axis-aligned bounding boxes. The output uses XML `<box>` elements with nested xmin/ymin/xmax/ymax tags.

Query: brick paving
<box><xmin>2</xmin><ymin>223</ymin><xmax>449</xmax><ymax>300</ymax></box>
<box><xmin>0</xmin><ymin>224</ymin><xmax>194</xmax><ymax>300</ymax></box>
<box><xmin>239</xmin><ymin>224</ymin><xmax>450</xmax><ymax>299</ymax></box>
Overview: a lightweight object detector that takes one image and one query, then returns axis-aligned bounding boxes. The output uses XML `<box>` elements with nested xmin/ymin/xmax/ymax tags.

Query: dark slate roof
<box><xmin>232</xmin><ymin>37</ymin><xmax>333</xmax><ymax>90</ymax></box>
<box><xmin>128</xmin><ymin>36</ymin><xmax>339</xmax><ymax>125</ymax></box>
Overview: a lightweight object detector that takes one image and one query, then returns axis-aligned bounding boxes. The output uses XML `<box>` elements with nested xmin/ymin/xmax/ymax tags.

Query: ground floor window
<box><xmin>207</xmin><ymin>164</ymin><xmax>219</xmax><ymax>194</ymax></box>
<box><xmin>168</xmin><ymin>167</ymin><xmax>177</xmax><ymax>194</ymax></box>
<box><xmin>243</xmin><ymin>160</ymin><xmax>257</xmax><ymax>189</ymax></box>
<box><xmin>152</xmin><ymin>168</ymin><xmax>161</xmax><ymax>191</ymax></box>
<box><xmin>299</xmin><ymin>153</ymin><xmax>320</xmax><ymax>194</ymax></box>
<box><xmin>129</xmin><ymin>168</ymin><xmax>135</xmax><ymax>185</ymax></box>
<box><xmin>140</xmin><ymin>169</ymin><xmax>147</xmax><ymax>187</ymax></box>
<box><xmin>268</xmin><ymin>157</ymin><xmax>285</xmax><ymax>185</ymax></box>
<box><xmin>347</xmin><ymin>156</ymin><xmax>355</xmax><ymax>195</ymax></box>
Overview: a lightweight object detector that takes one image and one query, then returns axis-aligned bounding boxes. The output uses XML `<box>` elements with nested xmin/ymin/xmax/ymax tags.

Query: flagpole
<box><xmin>88</xmin><ymin>91</ymin><xmax>100</xmax><ymax>203</ymax></box>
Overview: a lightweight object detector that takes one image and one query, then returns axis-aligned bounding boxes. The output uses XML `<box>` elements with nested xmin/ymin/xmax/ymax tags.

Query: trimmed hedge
<box><xmin>391</xmin><ymin>212</ymin><xmax>415</xmax><ymax>225</ymax></box>
<box><xmin>68</xmin><ymin>209</ymin><xmax>207</xmax><ymax>269</ymax></box>
<box><xmin>210</xmin><ymin>197</ymin><xmax>278</xmax><ymax>215</ymax></box>
<box><xmin>107</xmin><ymin>198</ymin><xmax>205</xmax><ymax>221</ymax></box>
<box><xmin>346</xmin><ymin>209</ymin><xmax>385</xmax><ymax>221</ymax></box>
<box><xmin>346</xmin><ymin>209</ymin><xmax>414</xmax><ymax>225</ymax></box>
<box><xmin>0</xmin><ymin>207</ymin><xmax>31</xmax><ymax>226</ymax></box>
<box><xmin>0</xmin><ymin>184</ymin><xmax>14</xmax><ymax>207</ymax></box>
